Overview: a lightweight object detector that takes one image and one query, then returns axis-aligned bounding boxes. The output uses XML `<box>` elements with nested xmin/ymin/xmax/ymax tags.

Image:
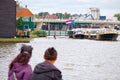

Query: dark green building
<box><xmin>16</xmin><ymin>6</ymin><xmax>35</xmax><ymax>37</ymax></box>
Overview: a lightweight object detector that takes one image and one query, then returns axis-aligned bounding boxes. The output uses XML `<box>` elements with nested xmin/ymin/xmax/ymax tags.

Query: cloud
<box><xmin>18</xmin><ymin>0</ymin><xmax>120</xmax><ymax>16</ymax></box>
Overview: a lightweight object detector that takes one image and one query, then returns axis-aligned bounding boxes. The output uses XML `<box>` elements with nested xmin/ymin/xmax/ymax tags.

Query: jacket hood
<box><xmin>34</xmin><ymin>61</ymin><xmax>60</xmax><ymax>74</ymax></box>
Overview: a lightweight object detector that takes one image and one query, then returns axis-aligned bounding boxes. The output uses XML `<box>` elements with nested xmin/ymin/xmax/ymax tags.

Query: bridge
<box><xmin>33</xmin><ymin>18</ymin><xmax>120</xmax><ymax>30</ymax></box>
<box><xmin>34</xmin><ymin>18</ymin><xmax>120</xmax><ymax>24</ymax></box>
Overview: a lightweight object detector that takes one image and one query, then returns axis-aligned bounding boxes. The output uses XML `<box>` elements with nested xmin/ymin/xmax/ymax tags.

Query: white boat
<box><xmin>67</xmin><ymin>28</ymin><xmax>86</xmax><ymax>39</ymax></box>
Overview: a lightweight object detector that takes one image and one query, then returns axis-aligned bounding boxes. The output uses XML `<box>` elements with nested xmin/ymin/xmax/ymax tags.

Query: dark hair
<box><xmin>44</xmin><ymin>47</ymin><xmax>57</xmax><ymax>61</ymax></box>
<box><xmin>20</xmin><ymin>44</ymin><xmax>33</xmax><ymax>56</ymax></box>
<box><xmin>9</xmin><ymin>44</ymin><xmax>33</xmax><ymax>69</ymax></box>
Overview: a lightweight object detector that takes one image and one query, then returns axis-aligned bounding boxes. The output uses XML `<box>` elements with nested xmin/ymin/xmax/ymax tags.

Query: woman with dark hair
<box><xmin>8</xmin><ymin>44</ymin><xmax>33</xmax><ymax>80</ymax></box>
<box><xmin>31</xmin><ymin>47</ymin><xmax>62</xmax><ymax>80</ymax></box>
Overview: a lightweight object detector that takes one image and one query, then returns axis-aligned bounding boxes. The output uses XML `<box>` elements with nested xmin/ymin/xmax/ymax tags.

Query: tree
<box><xmin>55</xmin><ymin>13</ymin><xmax>63</xmax><ymax>19</ymax></box>
<box><xmin>32</xmin><ymin>30</ymin><xmax>47</xmax><ymax>37</ymax></box>
<box><xmin>114</xmin><ymin>13</ymin><xmax>120</xmax><ymax>21</ymax></box>
<box><xmin>34</xmin><ymin>14</ymin><xmax>39</xmax><ymax>18</ymax></box>
<box><xmin>63</xmin><ymin>12</ymin><xmax>71</xmax><ymax>19</ymax></box>
<box><xmin>38</xmin><ymin>12</ymin><xmax>49</xmax><ymax>17</ymax></box>
<box><xmin>16</xmin><ymin>17</ymin><xmax>22</xmax><ymax>28</ymax></box>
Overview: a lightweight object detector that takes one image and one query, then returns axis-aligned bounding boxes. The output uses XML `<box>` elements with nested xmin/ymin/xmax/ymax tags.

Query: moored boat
<box><xmin>68</xmin><ymin>28</ymin><xmax>86</xmax><ymax>39</ymax></box>
<box><xmin>84</xmin><ymin>28</ymin><xmax>98</xmax><ymax>39</ymax></box>
<box><xmin>96</xmin><ymin>29</ymin><xmax>119</xmax><ymax>41</ymax></box>
<box><xmin>68</xmin><ymin>27</ymin><xmax>119</xmax><ymax>41</ymax></box>
<box><xmin>73</xmin><ymin>31</ymin><xmax>85</xmax><ymax>39</ymax></box>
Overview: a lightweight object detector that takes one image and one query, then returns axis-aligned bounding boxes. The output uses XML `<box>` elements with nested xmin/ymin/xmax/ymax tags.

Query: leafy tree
<box><xmin>16</xmin><ymin>17</ymin><xmax>22</xmax><ymax>28</ymax></box>
<box><xmin>37</xmin><ymin>12</ymin><xmax>73</xmax><ymax>19</ymax></box>
<box><xmin>38</xmin><ymin>12</ymin><xmax>49</xmax><ymax>17</ymax></box>
<box><xmin>55</xmin><ymin>13</ymin><xmax>63</xmax><ymax>19</ymax></box>
<box><xmin>34</xmin><ymin>14</ymin><xmax>39</xmax><ymax>18</ymax></box>
<box><xmin>114</xmin><ymin>13</ymin><xmax>120</xmax><ymax>21</ymax></box>
<box><xmin>63</xmin><ymin>12</ymin><xmax>71</xmax><ymax>19</ymax></box>
<box><xmin>32</xmin><ymin>30</ymin><xmax>47</xmax><ymax>37</ymax></box>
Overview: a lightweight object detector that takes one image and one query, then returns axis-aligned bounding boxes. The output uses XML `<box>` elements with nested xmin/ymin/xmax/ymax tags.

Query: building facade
<box><xmin>0</xmin><ymin>0</ymin><xmax>16</xmax><ymax>38</ymax></box>
<box><xmin>16</xmin><ymin>5</ymin><xmax>35</xmax><ymax>37</ymax></box>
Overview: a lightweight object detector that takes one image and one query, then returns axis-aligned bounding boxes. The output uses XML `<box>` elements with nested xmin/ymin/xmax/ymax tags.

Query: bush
<box><xmin>32</xmin><ymin>30</ymin><xmax>47</xmax><ymax>37</ymax></box>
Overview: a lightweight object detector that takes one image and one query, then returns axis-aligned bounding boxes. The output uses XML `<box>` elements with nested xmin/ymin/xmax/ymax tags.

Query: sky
<box><xmin>17</xmin><ymin>0</ymin><xmax>120</xmax><ymax>18</ymax></box>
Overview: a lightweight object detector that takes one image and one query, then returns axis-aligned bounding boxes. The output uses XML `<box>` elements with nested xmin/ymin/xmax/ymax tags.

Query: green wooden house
<box><xmin>16</xmin><ymin>5</ymin><xmax>34</xmax><ymax>37</ymax></box>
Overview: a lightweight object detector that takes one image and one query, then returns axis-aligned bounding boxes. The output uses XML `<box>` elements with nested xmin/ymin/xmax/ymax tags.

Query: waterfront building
<box><xmin>16</xmin><ymin>5</ymin><xmax>34</xmax><ymax>31</ymax></box>
<box><xmin>40</xmin><ymin>14</ymin><xmax>58</xmax><ymax>19</ymax></box>
<box><xmin>89</xmin><ymin>7</ymin><xmax>100</xmax><ymax>20</ymax></box>
<box><xmin>16</xmin><ymin>3</ymin><xmax>35</xmax><ymax>37</ymax></box>
<box><xmin>0</xmin><ymin>0</ymin><xmax>16</xmax><ymax>38</ymax></box>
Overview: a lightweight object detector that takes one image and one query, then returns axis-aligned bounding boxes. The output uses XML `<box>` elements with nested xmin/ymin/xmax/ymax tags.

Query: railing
<box><xmin>33</xmin><ymin>18</ymin><xmax>120</xmax><ymax>24</ymax></box>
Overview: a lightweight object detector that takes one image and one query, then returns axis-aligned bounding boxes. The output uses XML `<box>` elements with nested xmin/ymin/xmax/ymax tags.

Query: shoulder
<box><xmin>23</xmin><ymin>64</ymin><xmax>32</xmax><ymax>72</ymax></box>
<box><xmin>53</xmin><ymin>69</ymin><xmax>62</xmax><ymax>80</ymax></box>
<box><xmin>34</xmin><ymin>62</ymin><xmax>47</xmax><ymax>67</ymax></box>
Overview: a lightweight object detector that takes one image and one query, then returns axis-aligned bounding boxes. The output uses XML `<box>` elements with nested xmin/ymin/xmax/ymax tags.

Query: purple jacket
<box><xmin>8</xmin><ymin>62</ymin><xmax>32</xmax><ymax>80</ymax></box>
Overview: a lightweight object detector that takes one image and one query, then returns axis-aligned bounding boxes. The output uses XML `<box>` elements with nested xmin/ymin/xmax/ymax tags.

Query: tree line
<box><xmin>34</xmin><ymin>12</ymin><xmax>75</xmax><ymax>19</ymax></box>
<box><xmin>114</xmin><ymin>13</ymin><xmax>120</xmax><ymax>21</ymax></box>
<box><xmin>34</xmin><ymin>12</ymin><xmax>120</xmax><ymax>21</ymax></box>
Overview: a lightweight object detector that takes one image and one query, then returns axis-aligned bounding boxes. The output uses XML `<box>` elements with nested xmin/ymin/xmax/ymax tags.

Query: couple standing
<box><xmin>8</xmin><ymin>44</ymin><xmax>62</xmax><ymax>80</ymax></box>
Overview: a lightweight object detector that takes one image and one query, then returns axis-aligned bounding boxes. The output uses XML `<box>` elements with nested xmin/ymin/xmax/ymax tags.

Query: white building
<box><xmin>89</xmin><ymin>7</ymin><xmax>100</xmax><ymax>20</ymax></box>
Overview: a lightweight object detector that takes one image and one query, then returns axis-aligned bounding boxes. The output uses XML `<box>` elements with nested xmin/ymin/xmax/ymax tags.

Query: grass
<box><xmin>0</xmin><ymin>33</ymin><xmax>47</xmax><ymax>43</ymax></box>
<box><xmin>0</xmin><ymin>37</ymin><xmax>32</xmax><ymax>43</ymax></box>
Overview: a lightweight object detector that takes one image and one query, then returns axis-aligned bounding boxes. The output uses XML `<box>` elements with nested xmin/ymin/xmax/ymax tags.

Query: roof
<box><xmin>16</xmin><ymin>8</ymin><xmax>33</xmax><ymax>17</ymax></box>
<box><xmin>40</xmin><ymin>14</ymin><xmax>58</xmax><ymax>19</ymax></box>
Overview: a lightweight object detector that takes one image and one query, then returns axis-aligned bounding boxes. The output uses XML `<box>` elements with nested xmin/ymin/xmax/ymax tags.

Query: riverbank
<box><xmin>0</xmin><ymin>38</ymin><xmax>31</xmax><ymax>43</ymax></box>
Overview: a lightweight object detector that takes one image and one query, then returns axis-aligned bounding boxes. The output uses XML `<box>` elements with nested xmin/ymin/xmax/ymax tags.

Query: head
<box><xmin>9</xmin><ymin>44</ymin><xmax>33</xmax><ymax>69</ymax></box>
<box><xmin>44</xmin><ymin>47</ymin><xmax>57</xmax><ymax>62</ymax></box>
<box><xmin>20</xmin><ymin>44</ymin><xmax>33</xmax><ymax>56</ymax></box>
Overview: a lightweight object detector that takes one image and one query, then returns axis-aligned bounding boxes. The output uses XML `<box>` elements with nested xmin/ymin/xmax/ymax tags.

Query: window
<box><xmin>22</xmin><ymin>17</ymin><xmax>29</xmax><ymax>21</ymax></box>
<box><xmin>24</xmin><ymin>24</ymin><xmax>29</xmax><ymax>30</ymax></box>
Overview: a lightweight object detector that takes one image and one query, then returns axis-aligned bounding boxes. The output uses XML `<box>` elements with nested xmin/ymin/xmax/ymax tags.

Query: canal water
<box><xmin>0</xmin><ymin>36</ymin><xmax>120</xmax><ymax>80</ymax></box>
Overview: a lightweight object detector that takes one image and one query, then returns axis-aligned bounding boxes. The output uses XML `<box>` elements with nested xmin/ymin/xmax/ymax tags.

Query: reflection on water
<box><xmin>0</xmin><ymin>43</ymin><xmax>16</xmax><ymax>57</ymax></box>
<box><xmin>0</xmin><ymin>43</ymin><xmax>17</xmax><ymax>80</ymax></box>
<box><xmin>0</xmin><ymin>36</ymin><xmax>120</xmax><ymax>80</ymax></box>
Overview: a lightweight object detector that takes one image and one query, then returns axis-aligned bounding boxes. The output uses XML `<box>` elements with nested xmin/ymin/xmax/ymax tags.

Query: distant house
<box><xmin>0</xmin><ymin>0</ymin><xmax>16</xmax><ymax>38</ymax></box>
<box><xmin>16</xmin><ymin>4</ymin><xmax>35</xmax><ymax>37</ymax></box>
<box><xmin>16</xmin><ymin>6</ymin><xmax>34</xmax><ymax>31</ymax></box>
<box><xmin>40</xmin><ymin>14</ymin><xmax>58</xmax><ymax>19</ymax></box>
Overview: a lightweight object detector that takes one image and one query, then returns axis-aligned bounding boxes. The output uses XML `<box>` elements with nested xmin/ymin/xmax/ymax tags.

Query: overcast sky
<box><xmin>18</xmin><ymin>0</ymin><xmax>120</xmax><ymax>17</ymax></box>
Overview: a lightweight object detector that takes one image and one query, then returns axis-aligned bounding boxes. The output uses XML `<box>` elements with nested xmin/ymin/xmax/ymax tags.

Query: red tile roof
<box><xmin>40</xmin><ymin>14</ymin><xmax>58</xmax><ymax>19</ymax></box>
<box><xmin>16</xmin><ymin>8</ymin><xmax>33</xmax><ymax>17</ymax></box>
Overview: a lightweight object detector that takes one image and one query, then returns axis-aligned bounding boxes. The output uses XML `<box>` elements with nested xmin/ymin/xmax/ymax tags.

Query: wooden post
<box><xmin>54</xmin><ymin>25</ymin><xmax>56</xmax><ymax>39</ymax></box>
<box><xmin>48</xmin><ymin>23</ymin><xmax>50</xmax><ymax>36</ymax></box>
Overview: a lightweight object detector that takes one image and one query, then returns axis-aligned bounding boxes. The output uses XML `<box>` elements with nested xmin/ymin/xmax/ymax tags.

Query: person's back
<box><xmin>8</xmin><ymin>62</ymin><xmax>32</xmax><ymax>80</ymax></box>
<box><xmin>31</xmin><ymin>47</ymin><xmax>62</xmax><ymax>80</ymax></box>
<box><xmin>8</xmin><ymin>44</ymin><xmax>33</xmax><ymax>80</ymax></box>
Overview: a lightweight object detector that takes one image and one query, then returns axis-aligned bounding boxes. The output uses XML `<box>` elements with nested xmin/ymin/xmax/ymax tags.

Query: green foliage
<box><xmin>55</xmin><ymin>13</ymin><xmax>63</xmax><ymax>19</ymax></box>
<box><xmin>38</xmin><ymin>12</ymin><xmax>49</xmax><ymax>16</ymax></box>
<box><xmin>16</xmin><ymin>17</ymin><xmax>23</xmax><ymax>28</ymax></box>
<box><xmin>55</xmin><ymin>12</ymin><xmax>71</xmax><ymax>19</ymax></box>
<box><xmin>114</xmin><ymin>13</ymin><xmax>120</xmax><ymax>21</ymax></box>
<box><xmin>0</xmin><ymin>38</ymin><xmax>31</xmax><ymax>43</ymax></box>
<box><xmin>32</xmin><ymin>30</ymin><xmax>47</xmax><ymax>37</ymax></box>
<box><xmin>63</xmin><ymin>12</ymin><xmax>71</xmax><ymax>19</ymax></box>
<box><xmin>37</xmin><ymin>12</ymin><xmax>72</xmax><ymax>19</ymax></box>
<box><xmin>34</xmin><ymin>14</ymin><xmax>40</xmax><ymax>18</ymax></box>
